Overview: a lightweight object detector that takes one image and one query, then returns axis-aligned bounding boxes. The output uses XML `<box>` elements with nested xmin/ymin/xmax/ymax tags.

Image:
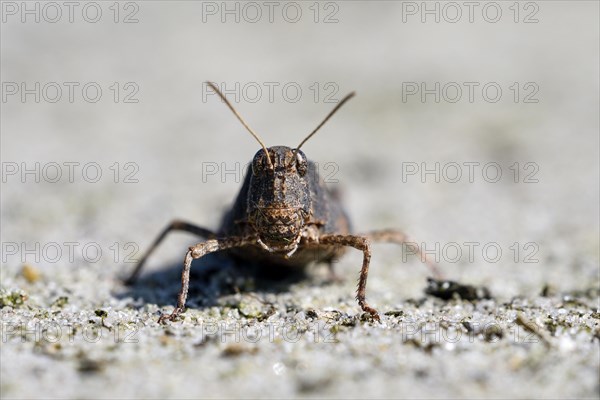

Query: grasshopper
<box><xmin>125</xmin><ymin>82</ymin><xmax>440</xmax><ymax>322</ymax></box>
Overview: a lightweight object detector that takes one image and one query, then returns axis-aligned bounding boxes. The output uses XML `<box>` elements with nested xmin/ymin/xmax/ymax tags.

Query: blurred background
<box><xmin>1</xmin><ymin>1</ymin><xmax>599</xmax><ymax>398</ymax></box>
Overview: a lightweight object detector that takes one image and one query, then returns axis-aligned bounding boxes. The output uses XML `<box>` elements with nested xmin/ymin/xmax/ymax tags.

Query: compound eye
<box><xmin>252</xmin><ymin>151</ymin><xmax>268</xmax><ymax>175</ymax></box>
<box><xmin>296</xmin><ymin>151</ymin><xmax>308</xmax><ymax>176</ymax></box>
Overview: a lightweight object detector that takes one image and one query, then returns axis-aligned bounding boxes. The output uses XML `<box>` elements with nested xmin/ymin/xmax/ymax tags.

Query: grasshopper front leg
<box><xmin>319</xmin><ymin>230</ymin><xmax>444</xmax><ymax>321</ymax></box>
<box><xmin>318</xmin><ymin>234</ymin><xmax>379</xmax><ymax>321</ymax></box>
<box><xmin>158</xmin><ymin>235</ymin><xmax>256</xmax><ymax>323</ymax></box>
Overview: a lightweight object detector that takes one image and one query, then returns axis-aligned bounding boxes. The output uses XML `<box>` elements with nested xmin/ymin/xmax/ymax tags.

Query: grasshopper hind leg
<box><xmin>362</xmin><ymin>229</ymin><xmax>443</xmax><ymax>279</ymax></box>
<box><xmin>125</xmin><ymin>220</ymin><xmax>216</xmax><ymax>285</ymax></box>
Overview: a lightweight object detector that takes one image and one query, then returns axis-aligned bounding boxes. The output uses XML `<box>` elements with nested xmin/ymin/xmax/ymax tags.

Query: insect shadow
<box><xmin>117</xmin><ymin>248</ymin><xmax>329</xmax><ymax>310</ymax></box>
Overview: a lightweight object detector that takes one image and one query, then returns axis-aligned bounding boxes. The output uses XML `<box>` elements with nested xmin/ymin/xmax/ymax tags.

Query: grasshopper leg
<box><xmin>319</xmin><ymin>234</ymin><xmax>379</xmax><ymax>321</ymax></box>
<box><xmin>362</xmin><ymin>229</ymin><xmax>443</xmax><ymax>279</ymax></box>
<box><xmin>158</xmin><ymin>235</ymin><xmax>255</xmax><ymax>323</ymax></box>
<box><xmin>125</xmin><ymin>220</ymin><xmax>216</xmax><ymax>285</ymax></box>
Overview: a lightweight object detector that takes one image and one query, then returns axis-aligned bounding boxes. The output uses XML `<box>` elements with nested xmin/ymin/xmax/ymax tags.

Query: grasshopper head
<box><xmin>247</xmin><ymin>146</ymin><xmax>311</xmax><ymax>253</ymax></box>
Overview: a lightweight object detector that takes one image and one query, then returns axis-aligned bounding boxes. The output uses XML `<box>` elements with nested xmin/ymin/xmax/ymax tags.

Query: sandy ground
<box><xmin>1</xmin><ymin>2</ymin><xmax>599</xmax><ymax>399</ymax></box>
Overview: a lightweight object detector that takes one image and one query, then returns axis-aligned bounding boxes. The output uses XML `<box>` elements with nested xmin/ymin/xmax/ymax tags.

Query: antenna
<box><xmin>292</xmin><ymin>92</ymin><xmax>356</xmax><ymax>162</ymax></box>
<box><xmin>206</xmin><ymin>82</ymin><xmax>273</xmax><ymax>168</ymax></box>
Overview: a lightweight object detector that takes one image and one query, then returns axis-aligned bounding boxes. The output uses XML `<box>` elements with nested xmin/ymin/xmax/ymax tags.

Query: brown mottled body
<box><xmin>218</xmin><ymin>150</ymin><xmax>351</xmax><ymax>269</ymax></box>
<box><xmin>125</xmin><ymin>83</ymin><xmax>441</xmax><ymax>323</ymax></box>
